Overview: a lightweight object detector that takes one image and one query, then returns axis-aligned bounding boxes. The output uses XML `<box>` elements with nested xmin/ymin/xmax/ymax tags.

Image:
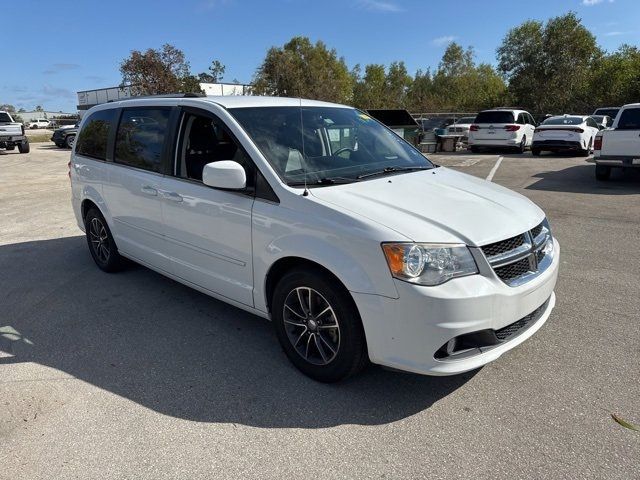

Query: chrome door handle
<box><xmin>161</xmin><ymin>191</ymin><xmax>183</xmax><ymax>202</ymax></box>
<box><xmin>141</xmin><ymin>185</ymin><xmax>158</xmax><ymax>196</ymax></box>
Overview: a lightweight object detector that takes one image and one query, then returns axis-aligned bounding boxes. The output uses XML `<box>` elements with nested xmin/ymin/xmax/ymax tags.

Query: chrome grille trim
<box><xmin>481</xmin><ymin>220</ymin><xmax>552</xmax><ymax>287</ymax></box>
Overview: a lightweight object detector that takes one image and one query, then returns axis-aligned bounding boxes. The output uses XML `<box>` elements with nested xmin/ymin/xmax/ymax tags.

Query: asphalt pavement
<box><xmin>1</xmin><ymin>144</ymin><xmax>639</xmax><ymax>479</ymax></box>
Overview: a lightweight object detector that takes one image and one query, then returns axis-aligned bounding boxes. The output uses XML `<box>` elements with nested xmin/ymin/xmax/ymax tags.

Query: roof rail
<box><xmin>107</xmin><ymin>92</ymin><xmax>206</xmax><ymax>103</ymax></box>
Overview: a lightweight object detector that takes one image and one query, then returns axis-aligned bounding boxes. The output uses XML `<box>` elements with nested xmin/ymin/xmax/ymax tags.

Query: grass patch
<box><xmin>27</xmin><ymin>134</ymin><xmax>52</xmax><ymax>143</ymax></box>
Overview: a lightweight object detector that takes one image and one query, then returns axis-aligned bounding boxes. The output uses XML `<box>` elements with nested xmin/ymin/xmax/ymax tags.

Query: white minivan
<box><xmin>70</xmin><ymin>95</ymin><xmax>560</xmax><ymax>382</ymax></box>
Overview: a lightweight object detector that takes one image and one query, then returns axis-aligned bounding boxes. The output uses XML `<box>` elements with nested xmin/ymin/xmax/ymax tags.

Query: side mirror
<box><xmin>202</xmin><ymin>161</ymin><xmax>246</xmax><ymax>190</ymax></box>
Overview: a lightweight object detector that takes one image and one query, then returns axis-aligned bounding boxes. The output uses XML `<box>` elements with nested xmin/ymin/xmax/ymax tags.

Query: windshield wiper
<box><xmin>288</xmin><ymin>177</ymin><xmax>359</xmax><ymax>187</ymax></box>
<box><xmin>356</xmin><ymin>166</ymin><xmax>430</xmax><ymax>180</ymax></box>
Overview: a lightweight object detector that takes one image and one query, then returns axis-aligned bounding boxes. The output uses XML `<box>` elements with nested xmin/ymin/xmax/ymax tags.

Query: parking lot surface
<box><xmin>1</xmin><ymin>144</ymin><xmax>639</xmax><ymax>479</ymax></box>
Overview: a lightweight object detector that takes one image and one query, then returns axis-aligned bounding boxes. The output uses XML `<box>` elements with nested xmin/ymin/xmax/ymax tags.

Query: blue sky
<box><xmin>3</xmin><ymin>0</ymin><xmax>638</xmax><ymax>112</ymax></box>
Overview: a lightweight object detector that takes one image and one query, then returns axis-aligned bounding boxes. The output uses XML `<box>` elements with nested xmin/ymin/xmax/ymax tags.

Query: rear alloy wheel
<box><xmin>595</xmin><ymin>165</ymin><xmax>611</xmax><ymax>181</ymax></box>
<box><xmin>272</xmin><ymin>268</ymin><xmax>368</xmax><ymax>382</ymax></box>
<box><xmin>84</xmin><ymin>208</ymin><xmax>126</xmax><ymax>272</ymax></box>
<box><xmin>65</xmin><ymin>134</ymin><xmax>76</xmax><ymax>149</ymax></box>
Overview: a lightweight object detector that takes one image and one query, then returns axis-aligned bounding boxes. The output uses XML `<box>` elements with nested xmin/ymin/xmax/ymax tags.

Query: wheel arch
<box><xmin>264</xmin><ymin>257</ymin><xmax>352</xmax><ymax>314</ymax></box>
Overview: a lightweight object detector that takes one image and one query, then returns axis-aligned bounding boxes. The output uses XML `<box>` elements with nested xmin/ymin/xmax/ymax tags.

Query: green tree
<box><xmin>406</xmin><ymin>69</ymin><xmax>434</xmax><ymax>112</ymax></box>
<box><xmin>197</xmin><ymin>60</ymin><xmax>226</xmax><ymax>83</ymax></box>
<box><xmin>497</xmin><ymin>12</ymin><xmax>600</xmax><ymax>113</ymax></box>
<box><xmin>120</xmin><ymin>44</ymin><xmax>204</xmax><ymax>95</ymax></box>
<box><xmin>423</xmin><ymin>42</ymin><xmax>506</xmax><ymax>112</ymax></box>
<box><xmin>385</xmin><ymin>61</ymin><xmax>412</xmax><ymax>108</ymax></box>
<box><xmin>352</xmin><ymin>64</ymin><xmax>386</xmax><ymax>108</ymax></box>
<box><xmin>589</xmin><ymin>44</ymin><xmax>640</xmax><ymax>110</ymax></box>
<box><xmin>252</xmin><ymin>36</ymin><xmax>353</xmax><ymax>103</ymax></box>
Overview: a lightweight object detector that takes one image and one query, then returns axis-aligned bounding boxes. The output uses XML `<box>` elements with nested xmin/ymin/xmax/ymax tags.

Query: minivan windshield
<box><xmin>229</xmin><ymin>106</ymin><xmax>433</xmax><ymax>186</ymax></box>
<box><xmin>474</xmin><ymin>111</ymin><xmax>515</xmax><ymax>124</ymax></box>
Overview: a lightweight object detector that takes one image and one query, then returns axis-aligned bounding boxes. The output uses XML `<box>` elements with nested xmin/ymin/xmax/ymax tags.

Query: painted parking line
<box><xmin>486</xmin><ymin>156</ymin><xmax>504</xmax><ymax>182</ymax></box>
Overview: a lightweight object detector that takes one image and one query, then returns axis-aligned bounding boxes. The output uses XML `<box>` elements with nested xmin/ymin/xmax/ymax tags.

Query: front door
<box><xmin>160</xmin><ymin>108</ymin><xmax>255</xmax><ymax>306</ymax></box>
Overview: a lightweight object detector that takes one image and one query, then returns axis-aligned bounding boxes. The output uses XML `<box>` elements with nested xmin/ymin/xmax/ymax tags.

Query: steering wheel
<box><xmin>333</xmin><ymin>147</ymin><xmax>355</xmax><ymax>157</ymax></box>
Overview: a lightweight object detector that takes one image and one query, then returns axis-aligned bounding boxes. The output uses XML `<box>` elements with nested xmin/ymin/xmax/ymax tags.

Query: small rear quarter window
<box><xmin>76</xmin><ymin>109</ymin><xmax>117</xmax><ymax>160</ymax></box>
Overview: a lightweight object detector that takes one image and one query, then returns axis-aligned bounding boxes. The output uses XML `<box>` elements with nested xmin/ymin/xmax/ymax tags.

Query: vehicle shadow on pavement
<box><xmin>525</xmin><ymin>162</ymin><xmax>640</xmax><ymax>195</ymax></box>
<box><xmin>0</xmin><ymin>236</ymin><xmax>475</xmax><ymax>428</ymax></box>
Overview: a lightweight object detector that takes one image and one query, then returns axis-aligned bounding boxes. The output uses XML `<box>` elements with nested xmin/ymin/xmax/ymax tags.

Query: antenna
<box><xmin>299</xmin><ymin>97</ymin><xmax>309</xmax><ymax>196</ymax></box>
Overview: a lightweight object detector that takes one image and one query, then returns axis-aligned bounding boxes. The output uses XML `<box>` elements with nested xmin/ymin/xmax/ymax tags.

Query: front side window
<box><xmin>115</xmin><ymin>108</ymin><xmax>171</xmax><ymax>172</ymax></box>
<box><xmin>229</xmin><ymin>107</ymin><xmax>432</xmax><ymax>186</ymax></box>
<box><xmin>176</xmin><ymin>112</ymin><xmax>253</xmax><ymax>183</ymax></box>
<box><xmin>76</xmin><ymin>109</ymin><xmax>117</xmax><ymax>160</ymax></box>
<box><xmin>616</xmin><ymin>108</ymin><xmax>640</xmax><ymax>130</ymax></box>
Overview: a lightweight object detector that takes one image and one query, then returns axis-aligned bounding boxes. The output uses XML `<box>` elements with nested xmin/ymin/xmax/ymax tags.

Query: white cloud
<box><xmin>357</xmin><ymin>0</ymin><xmax>403</xmax><ymax>12</ymax></box>
<box><xmin>581</xmin><ymin>0</ymin><xmax>614</xmax><ymax>6</ymax></box>
<box><xmin>604</xmin><ymin>30</ymin><xmax>630</xmax><ymax>36</ymax></box>
<box><xmin>431</xmin><ymin>35</ymin><xmax>457</xmax><ymax>46</ymax></box>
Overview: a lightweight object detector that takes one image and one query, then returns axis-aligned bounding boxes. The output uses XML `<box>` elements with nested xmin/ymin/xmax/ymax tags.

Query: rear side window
<box><xmin>616</xmin><ymin>108</ymin><xmax>640</xmax><ymax>130</ymax></box>
<box><xmin>76</xmin><ymin>109</ymin><xmax>117</xmax><ymax>160</ymax></box>
<box><xmin>115</xmin><ymin>108</ymin><xmax>171</xmax><ymax>173</ymax></box>
<box><xmin>475</xmin><ymin>111</ymin><xmax>515</xmax><ymax>124</ymax></box>
<box><xmin>0</xmin><ymin>112</ymin><xmax>12</xmax><ymax>122</ymax></box>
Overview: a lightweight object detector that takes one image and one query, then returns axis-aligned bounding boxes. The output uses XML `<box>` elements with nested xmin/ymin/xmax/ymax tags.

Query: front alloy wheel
<box><xmin>89</xmin><ymin>217</ymin><xmax>110</xmax><ymax>264</ymax></box>
<box><xmin>272</xmin><ymin>268</ymin><xmax>368</xmax><ymax>382</ymax></box>
<box><xmin>283</xmin><ymin>287</ymin><xmax>341</xmax><ymax>365</ymax></box>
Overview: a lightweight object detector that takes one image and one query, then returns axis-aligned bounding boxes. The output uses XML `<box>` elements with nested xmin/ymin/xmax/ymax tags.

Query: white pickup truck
<box><xmin>594</xmin><ymin>103</ymin><xmax>640</xmax><ymax>180</ymax></box>
<box><xmin>0</xmin><ymin>111</ymin><xmax>30</xmax><ymax>153</ymax></box>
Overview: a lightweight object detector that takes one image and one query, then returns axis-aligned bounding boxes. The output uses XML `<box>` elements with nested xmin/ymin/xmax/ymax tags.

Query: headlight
<box><xmin>382</xmin><ymin>243</ymin><xmax>478</xmax><ymax>286</ymax></box>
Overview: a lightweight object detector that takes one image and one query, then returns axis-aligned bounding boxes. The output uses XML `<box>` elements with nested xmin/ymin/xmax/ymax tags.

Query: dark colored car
<box><xmin>51</xmin><ymin>123</ymin><xmax>79</xmax><ymax>149</ymax></box>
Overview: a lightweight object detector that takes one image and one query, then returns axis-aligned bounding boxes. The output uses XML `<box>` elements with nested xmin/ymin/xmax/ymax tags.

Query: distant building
<box><xmin>16</xmin><ymin>110</ymin><xmax>77</xmax><ymax>123</ymax></box>
<box><xmin>76</xmin><ymin>82</ymin><xmax>252</xmax><ymax>115</ymax></box>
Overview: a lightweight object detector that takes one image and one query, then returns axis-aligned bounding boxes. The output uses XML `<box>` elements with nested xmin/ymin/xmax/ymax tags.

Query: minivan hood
<box><xmin>310</xmin><ymin>168</ymin><xmax>544</xmax><ymax>246</ymax></box>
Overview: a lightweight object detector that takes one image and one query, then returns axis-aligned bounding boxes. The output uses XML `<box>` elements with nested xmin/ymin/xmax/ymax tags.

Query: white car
<box><xmin>27</xmin><ymin>119</ymin><xmax>51</xmax><ymax>129</ymax></box>
<box><xmin>468</xmin><ymin>108</ymin><xmax>537</xmax><ymax>153</ymax></box>
<box><xmin>446</xmin><ymin>116</ymin><xmax>476</xmax><ymax>140</ymax></box>
<box><xmin>532</xmin><ymin>115</ymin><xmax>600</xmax><ymax>156</ymax></box>
<box><xmin>70</xmin><ymin>95</ymin><xmax>560</xmax><ymax>382</ymax></box>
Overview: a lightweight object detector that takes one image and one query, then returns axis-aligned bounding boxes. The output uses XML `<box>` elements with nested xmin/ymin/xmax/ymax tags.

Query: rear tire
<box><xmin>595</xmin><ymin>165</ymin><xmax>611</xmax><ymax>181</ymax></box>
<box><xmin>18</xmin><ymin>140</ymin><xmax>30</xmax><ymax>154</ymax></box>
<box><xmin>516</xmin><ymin>136</ymin><xmax>526</xmax><ymax>154</ymax></box>
<box><xmin>580</xmin><ymin>139</ymin><xmax>592</xmax><ymax>157</ymax></box>
<box><xmin>271</xmin><ymin>267</ymin><xmax>368</xmax><ymax>382</ymax></box>
<box><xmin>532</xmin><ymin>149</ymin><xmax>541</xmax><ymax>156</ymax></box>
<box><xmin>84</xmin><ymin>208</ymin><xmax>126</xmax><ymax>272</ymax></box>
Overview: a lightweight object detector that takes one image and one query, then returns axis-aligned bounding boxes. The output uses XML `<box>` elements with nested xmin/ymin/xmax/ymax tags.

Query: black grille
<box><xmin>495</xmin><ymin>299</ymin><xmax>550</xmax><ymax>341</ymax></box>
<box><xmin>531</xmin><ymin>223</ymin><xmax>543</xmax><ymax>240</ymax></box>
<box><xmin>481</xmin><ymin>234</ymin><xmax>526</xmax><ymax>258</ymax></box>
<box><xmin>494</xmin><ymin>257</ymin><xmax>532</xmax><ymax>281</ymax></box>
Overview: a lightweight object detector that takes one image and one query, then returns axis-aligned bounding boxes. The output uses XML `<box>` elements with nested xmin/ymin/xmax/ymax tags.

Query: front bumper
<box><xmin>352</xmin><ymin>238</ymin><xmax>560</xmax><ymax>376</ymax></box>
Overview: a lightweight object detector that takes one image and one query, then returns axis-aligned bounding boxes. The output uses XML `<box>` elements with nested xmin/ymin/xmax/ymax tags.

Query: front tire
<box><xmin>595</xmin><ymin>165</ymin><xmax>611</xmax><ymax>181</ymax></box>
<box><xmin>84</xmin><ymin>208</ymin><xmax>126</xmax><ymax>272</ymax></box>
<box><xmin>271</xmin><ymin>268</ymin><xmax>368</xmax><ymax>382</ymax></box>
<box><xmin>65</xmin><ymin>134</ymin><xmax>76</xmax><ymax>149</ymax></box>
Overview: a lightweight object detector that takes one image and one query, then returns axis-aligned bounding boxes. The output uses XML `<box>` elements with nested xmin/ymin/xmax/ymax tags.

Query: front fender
<box><xmin>251</xmin><ymin>201</ymin><xmax>401</xmax><ymax>313</ymax></box>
